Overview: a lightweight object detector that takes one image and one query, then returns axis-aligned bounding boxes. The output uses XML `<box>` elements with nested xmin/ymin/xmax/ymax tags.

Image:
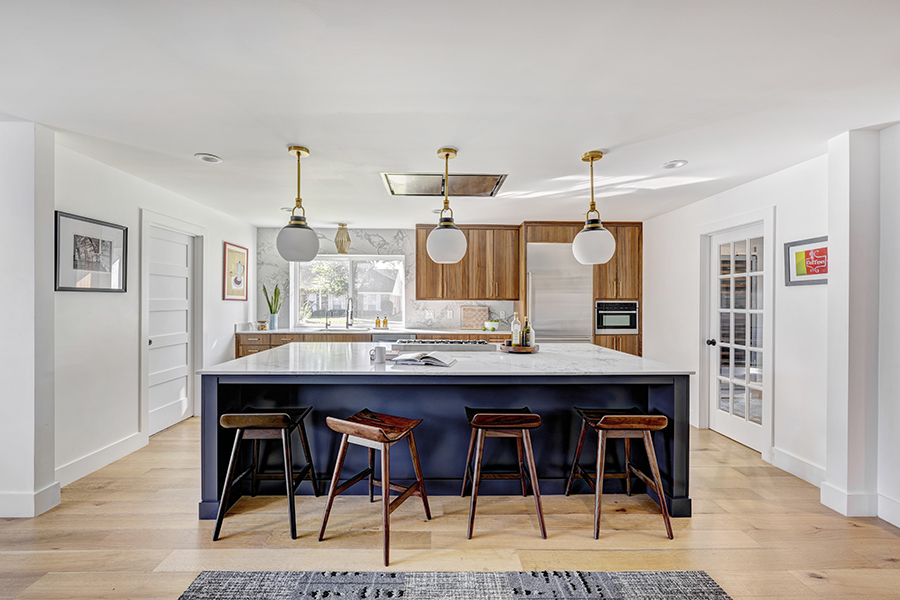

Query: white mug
<box><xmin>370</xmin><ymin>346</ymin><xmax>386</xmax><ymax>364</ymax></box>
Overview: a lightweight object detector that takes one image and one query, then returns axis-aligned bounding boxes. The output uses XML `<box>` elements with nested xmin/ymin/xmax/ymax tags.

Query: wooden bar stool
<box><xmin>565</xmin><ymin>406</ymin><xmax>646</xmax><ymax>497</ymax></box>
<box><xmin>213</xmin><ymin>406</ymin><xmax>320</xmax><ymax>541</ymax></box>
<box><xmin>318</xmin><ymin>408</ymin><xmax>431</xmax><ymax>566</ymax></box>
<box><xmin>583</xmin><ymin>412</ymin><xmax>673</xmax><ymax>540</ymax></box>
<box><xmin>461</xmin><ymin>406</ymin><xmax>546</xmax><ymax>540</ymax></box>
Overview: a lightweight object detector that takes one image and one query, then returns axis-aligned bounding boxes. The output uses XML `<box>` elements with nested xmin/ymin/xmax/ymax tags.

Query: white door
<box><xmin>148</xmin><ymin>226</ymin><xmax>193</xmax><ymax>435</ymax></box>
<box><xmin>708</xmin><ymin>225</ymin><xmax>765</xmax><ymax>450</ymax></box>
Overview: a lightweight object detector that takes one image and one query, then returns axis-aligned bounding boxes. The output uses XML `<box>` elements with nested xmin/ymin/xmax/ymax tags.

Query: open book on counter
<box><xmin>390</xmin><ymin>351</ymin><xmax>457</xmax><ymax>367</ymax></box>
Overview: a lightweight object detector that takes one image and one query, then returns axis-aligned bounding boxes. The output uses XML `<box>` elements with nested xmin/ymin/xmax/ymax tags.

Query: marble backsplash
<box><xmin>257</xmin><ymin>227</ymin><xmax>514</xmax><ymax>330</ymax></box>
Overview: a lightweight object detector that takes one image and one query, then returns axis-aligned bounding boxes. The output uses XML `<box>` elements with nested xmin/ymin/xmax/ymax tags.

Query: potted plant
<box><xmin>263</xmin><ymin>284</ymin><xmax>284</xmax><ymax>331</ymax></box>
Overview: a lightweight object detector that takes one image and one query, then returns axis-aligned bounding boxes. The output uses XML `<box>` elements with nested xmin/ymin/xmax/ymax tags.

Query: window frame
<box><xmin>290</xmin><ymin>254</ymin><xmax>406</xmax><ymax>328</ymax></box>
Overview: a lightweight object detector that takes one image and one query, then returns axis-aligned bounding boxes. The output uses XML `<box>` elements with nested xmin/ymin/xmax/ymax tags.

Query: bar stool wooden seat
<box><xmin>461</xmin><ymin>406</ymin><xmax>546</xmax><ymax>540</ymax></box>
<box><xmin>318</xmin><ymin>408</ymin><xmax>431</xmax><ymax>566</ymax></box>
<box><xmin>213</xmin><ymin>406</ymin><xmax>320</xmax><ymax>541</ymax></box>
<box><xmin>565</xmin><ymin>406</ymin><xmax>646</xmax><ymax>497</ymax></box>
<box><xmin>570</xmin><ymin>409</ymin><xmax>673</xmax><ymax>540</ymax></box>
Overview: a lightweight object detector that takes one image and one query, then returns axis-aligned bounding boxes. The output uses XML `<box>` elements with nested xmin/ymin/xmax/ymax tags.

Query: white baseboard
<box><xmin>820</xmin><ymin>481</ymin><xmax>878</xmax><ymax>516</ymax></box>
<box><xmin>878</xmin><ymin>493</ymin><xmax>900</xmax><ymax>528</ymax></box>
<box><xmin>55</xmin><ymin>432</ymin><xmax>147</xmax><ymax>487</ymax></box>
<box><xmin>149</xmin><ymin>398</ymin><xmax>191</xmax><ymax>436</ymax></box>
<box><xmin>0</xmin><ymin>481</ymin><xmax>60</xmax><ymax>517</ymax></box>
<box><xmin>770</xmin><ymin>447</ymin><xmax>826</xmax><ymax>487</ymax></box>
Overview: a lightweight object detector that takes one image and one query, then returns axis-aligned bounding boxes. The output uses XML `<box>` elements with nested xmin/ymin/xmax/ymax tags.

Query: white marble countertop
<box><xmin>243</xmin><ymin>327</ymin><xmax>504</xmax><ymax>336</ymax></box>
<box><xmin>199</xmin><ymin>342</ymin><xmax>693</xmax><ymax>376</ymax></box>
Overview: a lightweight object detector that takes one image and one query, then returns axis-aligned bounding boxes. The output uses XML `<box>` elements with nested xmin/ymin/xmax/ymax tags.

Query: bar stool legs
<box><xmin>213</xmin><ymin>429</ymin><xmax>244</xmax><ymax>541</ymax></box>
<box><xmin>592</xmin><ymin>419</ymin><xmax>674</xmax><ymax>540</ymax></box>
<box><xmin>281</xmin><ymin>428</ymin><xmax>296</xmax><ymax>539</ymax></box>
<box><xmin>462</xmin><ymin>413</ymin><xmax>547</xmax><ymax>539</ymax></box>
<box><xmin>318</xmin><ymin>409</ymin><xmax>430</xmax><ymax>566</ymax></box>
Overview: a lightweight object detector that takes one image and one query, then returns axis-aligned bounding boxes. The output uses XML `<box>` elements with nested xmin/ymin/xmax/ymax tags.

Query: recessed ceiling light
<box><xmin>431</xmin><ymin>208</ymin><xmax>442</xmax><ymax>214</ymax></box>
<box><xmin>662</xmin><ymin>159</ymin><xmax>688</xmax><ymax>169</ymax></box>
<box><xmin>281</xmin><ymin>206</ymin><xmax>294</xmax><ymax>212</ymax></box>
<box><xmin>194</xmin><ymin>153</ymin><xmax>223</xmax><ymax>164</ymax></box>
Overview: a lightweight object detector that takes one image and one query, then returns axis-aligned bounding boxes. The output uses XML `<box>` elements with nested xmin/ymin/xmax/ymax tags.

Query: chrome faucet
<box><xmin>346</xmin><ymin>297</ymin><xmax>354</xmax><ymax>329</ymax></box>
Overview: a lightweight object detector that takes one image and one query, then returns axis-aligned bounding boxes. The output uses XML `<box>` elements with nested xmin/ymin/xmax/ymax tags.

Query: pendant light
<box><xmin>572</xmin><ymin>150</ymin><xmax>616</xmax><ymax>265</ymax></box>
<box><xmin>426</xmin><ymin>147</ymin><xmax>467</xmax><ymax>264</ymax></box>
<box><xmin>277</xmin><ymin>146</ymin><xmax>320</xmax><ymax>262</ymax></box>
<box><xmin>334</xmin><ymin>223</ymin><xmax>351</xmax><ymax>254</ymax></box>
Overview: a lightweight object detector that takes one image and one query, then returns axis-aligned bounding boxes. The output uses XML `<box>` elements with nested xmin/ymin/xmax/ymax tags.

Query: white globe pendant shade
<box><xmin>572</xmin><ymin>225</ymin><xmax>616</xmax><ymax>265</ymax></box>
<box><xmin>426</xmin><ymin>221</ymin><xmax>467</xmax><ymax>264</ymax></box>
<box><xmin>277</xmin><ymin>216</ymin><xmax>320</xmax><ymax>262</ymax></box>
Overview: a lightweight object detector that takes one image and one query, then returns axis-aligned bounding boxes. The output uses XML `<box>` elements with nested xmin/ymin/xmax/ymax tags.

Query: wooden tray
<box><xmin>499</xmin><ymin>342</ymin><xmax>539</xmax><ymax>353</ymax></box>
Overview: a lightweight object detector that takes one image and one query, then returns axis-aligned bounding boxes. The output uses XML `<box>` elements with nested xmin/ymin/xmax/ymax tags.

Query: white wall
<box><xmin>822</xmin><ymin>131</ymin><xmax>880</xmax><ymax>516</ymax></box>
<box><xmin>878</xmin><ymin>123</ymin><xmax>900</xmax><ymax>526</ymax></box>
<box><xmin>644</xmin><ymin>156</ymin><xmax>829</xmax><ymax>484</ymax></box>
<box><xmin>54</xmin><ymin>146</ymin><xmax>256</xmax><ymax>486</ymax></box>
<box><xmin>0</xmin><ymin>123</ymin><xmax>58</xmax><ymax>516</ymax></box>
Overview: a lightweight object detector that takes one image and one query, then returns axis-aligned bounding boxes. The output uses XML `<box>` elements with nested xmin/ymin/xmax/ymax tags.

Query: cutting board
<box><xmin>460</xmin><ymin>306</ymin><xmax>490</xmax><ymax>330</ymax></box>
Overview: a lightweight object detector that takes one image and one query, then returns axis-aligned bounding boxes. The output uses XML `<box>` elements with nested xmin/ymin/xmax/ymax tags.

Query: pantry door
<box><xmin>708</xmin><ymin>224</ymin><xmax>766</xmax><ymax>451</ymax></box>
<box><xmin>147</xmin><ymin>226</ymin><xmax>194</xmax><ymax>435</ymax></box>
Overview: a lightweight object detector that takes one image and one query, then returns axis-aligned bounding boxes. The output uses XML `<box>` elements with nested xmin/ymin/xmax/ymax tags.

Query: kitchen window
<box><xmin>291</xmin><ymin>255</ymin><xmax>405</xmax><ymax>327</ymax></box>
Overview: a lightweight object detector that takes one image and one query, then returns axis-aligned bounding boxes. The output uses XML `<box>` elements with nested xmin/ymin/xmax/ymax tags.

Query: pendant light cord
<box><xmin>586</xmin><ymin>157</ymin><xmax>600</xmax><ymax>220</ymax></box>
<box><xmin>292</xmin><ymin>154</ymin><xmax>305</xmax><ymax>218</ymax></box>
<box><xmin>441</xmin><ymin>151</ymin><xmax>452</xmax><ymax>218</ymax></box>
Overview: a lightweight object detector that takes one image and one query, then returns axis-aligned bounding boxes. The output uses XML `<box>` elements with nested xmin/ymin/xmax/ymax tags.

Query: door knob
<box><xmin>706</xmin><ymin>339</ymin><xmax>717</xmax><ymax>346</ymax></box>
<box><xmin>149</xmin><ymin>339</ymin><xmax>153</xmax><ymax>346</ymax></box>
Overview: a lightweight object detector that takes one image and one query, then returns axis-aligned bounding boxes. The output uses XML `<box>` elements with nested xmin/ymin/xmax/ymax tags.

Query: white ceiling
<box><xmin>2</xmin><ymin>1</ymin><xmax>900</xmax><ymax>228</ymax></box>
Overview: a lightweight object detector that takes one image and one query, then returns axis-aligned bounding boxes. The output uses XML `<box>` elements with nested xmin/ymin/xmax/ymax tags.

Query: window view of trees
<box><xmin>296</xmin><ymin>257</ymin><xmax>403</xmax><ymax>325</ymax></box>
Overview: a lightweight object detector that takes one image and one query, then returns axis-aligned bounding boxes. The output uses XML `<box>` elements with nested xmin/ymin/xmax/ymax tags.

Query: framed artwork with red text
<box><xmin>784</xmin><ymin>236</ymin><xmax>827</xmax><ymax>286</ymax></box>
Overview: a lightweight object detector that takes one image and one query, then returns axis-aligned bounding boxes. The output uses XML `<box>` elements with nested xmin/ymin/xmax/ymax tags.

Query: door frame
<box><xmin>140</xmin><ymin>209</ymin><xmax>206</xmax><ymax>439</ymax></box>
<box><xmin>697</xmin><ymin>206</ymin><xmax>776</xmax><ymax>462</ymax></box>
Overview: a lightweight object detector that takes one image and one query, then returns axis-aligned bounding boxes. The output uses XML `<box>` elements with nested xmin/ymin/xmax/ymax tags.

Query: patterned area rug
<box><xmin>178</xmin><ymin>570</ymin><xmax>732</xmax><ymax>599</ymax></box>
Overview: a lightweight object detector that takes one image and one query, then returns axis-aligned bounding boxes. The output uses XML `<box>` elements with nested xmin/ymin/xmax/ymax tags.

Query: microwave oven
<box><xmin>595</xmin><ymin>301</ymin><xmax>639</xmax><ymax>335</ymax></box>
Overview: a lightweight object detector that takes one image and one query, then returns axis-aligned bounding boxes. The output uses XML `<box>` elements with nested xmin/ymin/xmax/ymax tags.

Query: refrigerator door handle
<box><xmin>527</xmin><ymin>271</ymin><xmax>533</xmax><ymax>319</ymax></box>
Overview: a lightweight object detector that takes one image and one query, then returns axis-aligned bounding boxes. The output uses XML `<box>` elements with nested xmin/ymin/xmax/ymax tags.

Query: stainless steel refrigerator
<box><xmin>526</xmin><ymin>242</ymin><xmax>594</xmax><ymax>342</ymax></box>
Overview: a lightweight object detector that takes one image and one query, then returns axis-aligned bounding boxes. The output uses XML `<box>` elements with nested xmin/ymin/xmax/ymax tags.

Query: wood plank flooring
<box><xmin>2</xmin><ymin>418</ymin><xmax>899</xmax><ymax>599</ymax></box>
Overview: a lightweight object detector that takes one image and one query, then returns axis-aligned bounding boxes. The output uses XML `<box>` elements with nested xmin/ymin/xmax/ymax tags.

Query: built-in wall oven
<box><xmin>595</xmin><ymin>301</ymin><xmax>639</xmax><ymax>335</ymax></box>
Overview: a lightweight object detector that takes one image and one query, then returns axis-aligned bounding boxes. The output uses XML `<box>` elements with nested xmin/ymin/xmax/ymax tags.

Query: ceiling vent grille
<box><xmin>381</xmin><ymin>173</ymin><xmax>507</xmax><ymax>197</ymax></box>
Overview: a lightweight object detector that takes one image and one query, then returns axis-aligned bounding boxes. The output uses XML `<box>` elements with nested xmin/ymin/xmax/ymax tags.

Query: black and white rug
<box><xmin>178</xmin><ymin>570</ymin><xmax>732</xmax><ymax>599</ymax></box>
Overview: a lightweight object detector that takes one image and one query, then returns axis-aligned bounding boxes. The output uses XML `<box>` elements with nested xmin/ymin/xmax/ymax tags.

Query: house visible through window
<box><xmin>293</xmin><ymin>255</ymin><xmax>404</xmax><ymax>326</ymax></box>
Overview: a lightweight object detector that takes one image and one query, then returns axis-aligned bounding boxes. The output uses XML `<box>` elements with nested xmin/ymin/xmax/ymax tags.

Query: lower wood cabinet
<box><xmin>593</xmin><ymin>335</ymin><xmax>641</xmax><ymax>356</ymax></box>
<box><xmin>235</xmin><ymin>333</ymin><xmax>373</xmax><ymax>358</ymax></box>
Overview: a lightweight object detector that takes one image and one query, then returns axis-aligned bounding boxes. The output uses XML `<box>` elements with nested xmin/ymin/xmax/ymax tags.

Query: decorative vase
<box><xmin>268</xmin><ymin>313</ymin><xmax>279</xmax><ymax>331</ymax></box>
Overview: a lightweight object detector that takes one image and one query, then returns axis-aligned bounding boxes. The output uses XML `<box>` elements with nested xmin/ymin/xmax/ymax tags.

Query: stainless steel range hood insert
<box><xmin>381</xmin><ymin>173</ymin><xmax>508</xmax><ymax>197</ymax></box>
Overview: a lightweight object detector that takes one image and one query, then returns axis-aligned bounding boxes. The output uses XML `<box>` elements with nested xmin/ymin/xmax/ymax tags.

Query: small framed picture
<box><xmin>784</xmin><ymin>236</ymin><xmax>828</xmax><ymax>286</ymax></box>
<box><xmin>55</xmin><ymin>211</ymin><xmax>127</xmax><ymax>292</ymax></box>
<box><xmin>223</xmin><ymin>241</ymin><xmax>249</xmax><ymax>301</ymax></box>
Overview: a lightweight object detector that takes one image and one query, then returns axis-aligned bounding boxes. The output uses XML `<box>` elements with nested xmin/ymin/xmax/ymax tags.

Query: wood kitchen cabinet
<box><xmin>415</xmin><ymin>224</ymin><xmax>519</xmax><ymax>301</ymax></box>
<box><xmin>235</xmin><ymin>332</ymin><xmax>373</xmax><ymax>358</ymax></box>
<box><xmin>592</xmin><ymin>222</ymin><xmax>642</xmax><ymax>357</ymax></box>
<box><xmin>593</xmin><ymin>334</ymin><xmax>641</xmax><ymax>355</ymax></box>
<box><xmin>594</xmin><ymin>224</ymin><xmax>642</xmax><ymax>300</ymax></box>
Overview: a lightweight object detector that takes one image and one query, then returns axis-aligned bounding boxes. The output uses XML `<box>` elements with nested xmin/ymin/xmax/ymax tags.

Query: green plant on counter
<box><xmin>263</xmin><ymin>284</ymin><xmax>284</xmax><ymax>315</ymax></box>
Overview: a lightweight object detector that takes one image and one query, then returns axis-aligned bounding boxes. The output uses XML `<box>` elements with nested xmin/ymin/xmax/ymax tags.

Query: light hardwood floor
<box><xmin>2</xmin><ymin>418</ymin><xmax>900</xmax><ymax>599</ymax></box>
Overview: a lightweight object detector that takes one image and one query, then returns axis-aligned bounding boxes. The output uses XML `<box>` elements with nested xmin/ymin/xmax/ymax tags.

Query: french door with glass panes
<box><xmin>709</xmin><ymin>225</ymin><xmax>765</xmax><ymax>451</ymax></box>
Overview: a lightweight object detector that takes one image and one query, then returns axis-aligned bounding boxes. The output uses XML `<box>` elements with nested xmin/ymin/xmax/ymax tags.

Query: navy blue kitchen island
<box><xmin>197</xmin><ymin>342</ymin><xmax>693</xmax><ymax>519</ymax></box>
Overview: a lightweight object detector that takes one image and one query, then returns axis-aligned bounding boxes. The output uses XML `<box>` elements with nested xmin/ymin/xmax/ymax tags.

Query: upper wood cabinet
<box><xmin>415</xmin><ymin>225</ymin><xmax>519</xmax><ymax>301</ymax></box>
<box><xmin>594</xmin><ymin>224</ymin><xmax>642</xmax><ymax>300</ymax></box>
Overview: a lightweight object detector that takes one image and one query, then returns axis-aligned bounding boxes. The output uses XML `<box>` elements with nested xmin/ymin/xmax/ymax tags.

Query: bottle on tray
<box><xmin>511</xmin><ymin>312</ymin><xmax>522</xmax><ymax>346</ymax></box>
<box><xmin>522</xmin><ymin>316</ymin><xmax>532</xmax><ymax>347</ymax></box>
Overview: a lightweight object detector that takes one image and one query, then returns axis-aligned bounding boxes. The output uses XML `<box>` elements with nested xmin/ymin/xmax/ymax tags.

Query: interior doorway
<box><xmin>140</xmin><ymin>210</ymin><xmax>205</xmax><ymax>439</ymax></box>
<box><xmin>147</xmin><ymin>225</ymin><xmax>195</xmax><ymax>434</ymax></box>
<box><xmin>707</xmin><ymin>225</ymin><xmax>766</xmax><ymax>451</ymax></box>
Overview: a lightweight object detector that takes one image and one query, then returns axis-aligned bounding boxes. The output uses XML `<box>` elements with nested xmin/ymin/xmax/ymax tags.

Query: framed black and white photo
<box><xmin>55</xmin><ymin>211</ymin><xmax>127</xmax><ymax>292</ymax></box>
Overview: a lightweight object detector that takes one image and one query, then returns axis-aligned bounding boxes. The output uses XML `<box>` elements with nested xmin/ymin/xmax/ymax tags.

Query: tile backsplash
<box><xmin>257</xmin><ymin>227</ymin><xmax>513</xmax><ymax>330</ymax></box>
